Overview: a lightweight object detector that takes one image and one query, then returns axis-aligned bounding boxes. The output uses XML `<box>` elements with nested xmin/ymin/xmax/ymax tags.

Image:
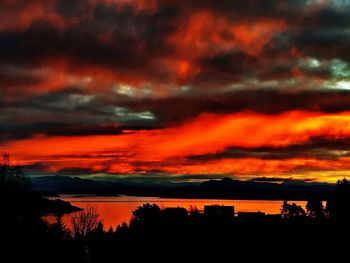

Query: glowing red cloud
<box><xmin>2</xmin><ymin>111</ymin><xmax>350</xmax><ymax>179</ymax></box>
<box><xmin>166</xmin><ymin>11</ymin><xmax>286</xmax><ymax>82</ymax></box>
<box><xmin>169</xmin><ymin>11</ymin><xmax>286</xmax><ymax>57</ymax></box>
<box><xmin>152</xmin><ymin>157</ymin><xmax>350</xmax><ymax>175</ymax></box>
<box><xmin>5</xmin><ymin>57</ymin><xmax>164</xmax><ymax>99</ymax></box>
<box><xmin>0</xmin><ymin>0</ymin><xmax>77</xmax><ymax>32</ymax></box>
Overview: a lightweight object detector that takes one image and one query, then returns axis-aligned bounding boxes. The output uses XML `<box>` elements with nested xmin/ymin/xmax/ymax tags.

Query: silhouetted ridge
<box><xmin>30</xmin><ymin>176</ymin><xmax>334</xmax><ymax>200</ymax></box>
<box><xmin>31</xmin><ymin>175</ymin><xmax>111</xmax><ymax>194</ymax></box>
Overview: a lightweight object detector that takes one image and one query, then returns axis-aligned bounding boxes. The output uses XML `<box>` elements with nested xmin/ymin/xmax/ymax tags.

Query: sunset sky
<box><xmin>1</xmin><ymin>0</ymin><xmax>350</xmax><ymax>183</ymax></box>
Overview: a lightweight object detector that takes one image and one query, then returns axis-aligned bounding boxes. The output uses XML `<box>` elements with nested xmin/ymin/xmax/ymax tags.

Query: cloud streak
<box><xmin>2</xmin><ymin>111</ymin><xmax>350</xmax><ymax>182</ymax></box>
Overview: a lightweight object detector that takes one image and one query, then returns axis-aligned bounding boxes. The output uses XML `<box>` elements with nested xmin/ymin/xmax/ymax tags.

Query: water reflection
<box><xmin>43</xmin><ymin>195</ymin><xmax>307</xmax><ymax>230</ymax></box>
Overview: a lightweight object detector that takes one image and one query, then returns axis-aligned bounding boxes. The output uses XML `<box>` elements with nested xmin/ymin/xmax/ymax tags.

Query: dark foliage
<box><xmin>2</xmin><ymin>154</ymin><xmax>350</xmax><ymax>262</ymax></box>
<box><xmin>326</xmin><ymin>178</ymin><xmax>350</xmax><ymax>221</ymax></box>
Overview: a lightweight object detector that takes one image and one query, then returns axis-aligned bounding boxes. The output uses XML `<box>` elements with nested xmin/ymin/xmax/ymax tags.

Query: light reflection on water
<box><xmin>43</xmin><ymin>195</ymin><xmax>307</xmax><ymax>230</ymax></box>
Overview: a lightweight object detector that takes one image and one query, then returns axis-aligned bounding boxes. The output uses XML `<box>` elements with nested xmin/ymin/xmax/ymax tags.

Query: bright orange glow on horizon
<box><xmin>2</xmin><ymin>111</ymin><xmax>350</xmax><ymax>182</ymax></box>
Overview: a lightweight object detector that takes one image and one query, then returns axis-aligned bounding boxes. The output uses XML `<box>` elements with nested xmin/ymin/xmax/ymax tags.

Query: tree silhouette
<box><xmin>189</xmin><ymin>205</ymin><xmax>200</xmax><ymax>216</ymax></box>
<box><xmin>281</xmin><ymin>201</ymin><xmax>306</xmax><ymax>219</ymax></box>
<box><xmin>71</xmin><ymin>205</ymin><xmax>100</xmax><ymax>239</ymax></box>
<box><xmin>49</xmin><ymin>214</ymin><xmax>68</xmax><ymax>240</ymax></box>
<box><xmin>130</xmin><ymin>203</ymin><xmax>161</xmax><ymax>227</ymax></box>
<box><xmin>115</xmin><ymin>222</ymin><xmax>128</xmax><ymax>236</ymax></box>
<box><xmin>306</xmin><ymin>199</ymin><xmax>325</xmax><ymax>219</ymax></box>
<box><xmin>0</xmin><ymin>153</ymin><xmax>30</xmax><ymax>195</ymax></box>
<box><xmin>326</xmin><ymin>178</ymin><xmax>350</xmax><ymax>221</ymax></box>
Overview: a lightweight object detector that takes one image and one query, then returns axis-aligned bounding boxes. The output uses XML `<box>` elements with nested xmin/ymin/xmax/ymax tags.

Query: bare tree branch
<box><xmin>71</xmin><ymin>205</ymin><xmax>100</xmax><ymax>238</ymax></box>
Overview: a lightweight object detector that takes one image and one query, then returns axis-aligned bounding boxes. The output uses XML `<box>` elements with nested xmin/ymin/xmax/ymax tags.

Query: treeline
<box><xmin>2</xmin><ymin>154</ymin><xmax>350</xmax><ymax>262</ymax></box>
<box><xmin>3</xmin><ymin>180</ymin><xmax>350</xmax><ymax>262</ymax></box>
<box><xmin>281</xmin><ymin>178</ymin><xmax>350</xmax><ymax>221</ymax></box>
<box><xmin>0</xmin><ymin>154</ymin><xmax>81</xmax><ymax>216</ymax></box>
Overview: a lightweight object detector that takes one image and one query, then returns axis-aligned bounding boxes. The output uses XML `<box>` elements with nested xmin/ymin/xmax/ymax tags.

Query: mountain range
<box><xmin>31</xmin><ymin>176</ymin><xmax>334</xmax><ymax>200</ymax></box>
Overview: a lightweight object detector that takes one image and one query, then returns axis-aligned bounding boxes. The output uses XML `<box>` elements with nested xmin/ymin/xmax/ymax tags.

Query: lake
<box><xmin>44</xmin><ymin>195</ymin><xmax>307</xmax><ymax>230</ymax></box>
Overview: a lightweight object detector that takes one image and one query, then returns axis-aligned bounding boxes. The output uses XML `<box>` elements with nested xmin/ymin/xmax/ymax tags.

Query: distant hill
<box><xmin>196</xmin><ymin>178</ymin><xmax>334</xmax><ymax>200</ymax></box>
<box><xmin>31</xmin><ymin>175</ymin><xmax>112</xmax><ymax>194</ymax></box>
<box><xmin>30</xmin><ymin>176</ymin><xmax>334</xmax><ymax>200</ymax></box>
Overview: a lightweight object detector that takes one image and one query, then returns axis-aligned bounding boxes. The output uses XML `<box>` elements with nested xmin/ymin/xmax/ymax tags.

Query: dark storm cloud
<box><xmin>3</xmin><ymin>88</ymin><xmax>350</xmax><ymax>141</ymax></box>
<box><xmin>0</xmin><ymin>2</ymin><xmax>176</xmax><ymax>83</ymax></box>
<box><xmin>162</xmin><ymin>0</ymin><xmax>308</xmax><ymax>19</ymax></box>
<box><xmin>293</xmin><ymin>30</ymin><xmax>350</xmax><ymax>60</ymax></box>
<box><xmin>188</xmin><ymin>137</ymin><xmax>350</xmax><ymax>161</ymax></box>
<box><xmin>0</xmin><ymin>0</ymin><xmax>336</xmax><ymax>90</ymax></box>
<box><xmin>287</xmin><ymin>7</ymin><xmax>350</xmax><ymax>60</ymax></box>
<box><xmin>196</xmin><ymin>51</ymin><xmax>259</xmax><ymax>84</ymax></box>
<box><xmin>0</xmin><ymin>64</ymin><xmax>42</xmax><ymax>93</ymax></box>
<box><xmin>0</xmin><ymin>122</ymin><xmax>126</xmax><ymax>142</ymax></box>
<box><xmin>0</xmin><ymin>0</ymin><xmax>347</xmax><ymax>98</ymax></box>
<box><xmin>56</xmin><ymin>0</ymin><xmax>87</xmax><ymax>18</ymax></box>
<box><xmin>119</xmin><ymin>90</ymin><xmax>350</xmax><ymax>125</ymax></box>
<box><xmin>0</xmin><ymin>86</ymin><xmax>159</xmax><ymax>141</ymax></box>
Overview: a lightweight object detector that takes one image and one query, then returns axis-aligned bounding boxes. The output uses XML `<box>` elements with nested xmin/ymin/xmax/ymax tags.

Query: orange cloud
<box><xmin>147</xmin><ymin>157</ymin><xmax>350</xmax><ymax>183</ymax></box>
<box><xmin>233</xmin><ymin>19</ymin><xmax>287</xmax><ymax>55</ymax></box>
<box><xmin>154</xmin><ymin>157</ymin><xmax>350</xmax><ymax>175</ymax></box>
<box><xmin>0</xmin><ymin>1</ymin><xmax>77</xmax><ymax>32</ymax></box>
<box><xmin>5</xmin><ymin>57</ymin><xmax>160</xmax><ymax>99</ymax></box>
<box><xmin>166</xmin><ymin>11</ymin><xmax>286</xmax><ymax>82</ymax></box>
<box><xmin>134</xmin><ymin>111</ymin><xmax>350</xmax><ymax>160</ymax></box>
<box><xmin>2</xmin><ymin>111</ymin><xmax>350</xmax><ymax>180</ymax></box>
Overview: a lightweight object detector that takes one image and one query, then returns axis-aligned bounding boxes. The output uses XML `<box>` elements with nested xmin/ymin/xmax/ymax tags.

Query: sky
<box><xmin>1</xmin><ymin>0</ymin><xmax>350</xmax><ymax>183</ymax></box>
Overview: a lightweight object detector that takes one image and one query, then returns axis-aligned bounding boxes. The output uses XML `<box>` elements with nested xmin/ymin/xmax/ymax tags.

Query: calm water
<box><xmin>44</xmin><ymin>195</ymin><xmax>307</xmax><ymax>230</ymax></box>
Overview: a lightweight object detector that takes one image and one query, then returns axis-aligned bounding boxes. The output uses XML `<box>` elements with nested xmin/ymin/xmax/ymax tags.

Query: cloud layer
<box><xmin>1</xmin><ymin>0</ymin><xmax>350</xmax><ymax>182</ymax></box>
